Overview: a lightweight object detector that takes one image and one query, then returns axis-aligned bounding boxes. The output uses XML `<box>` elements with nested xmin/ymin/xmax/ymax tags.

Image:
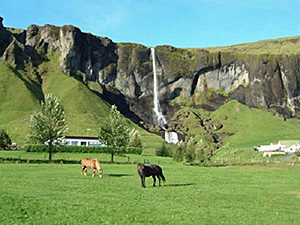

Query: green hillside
<box><xmin>212</xmin><ymin>100</ymin><xmax>300</xmax><ymax>147</ymax></box>
<box><xmin>207</xmin><ymin>35</ymin><xmax>300</xmax><ymax>55</ymax></box>
<box><xmin>0</xmin><ymin>63</ymin><xmax>41</xmax><ymax>144</ymax></box>
<box><xmin>179</xmin><ymin>100</ymin><xmax>300</xmax><ymax>149</ymax></box>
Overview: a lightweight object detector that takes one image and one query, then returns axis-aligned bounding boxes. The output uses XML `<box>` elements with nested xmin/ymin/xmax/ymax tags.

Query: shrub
<box><xmin>156</xmin><ymin>142</ymin><xmax>173</xmax><ymax>157</ymax></box>
<box><xmin>129</xmin><ymin>129</ymin><xmax>143</xmax><ymax>149</ymax></box>
<box><xmin>126</xmin><ymin>147</ymin><xmax>143</xmax><ymax>155</ymax></box>
<box><xmin>173</xmin><ymin>141</ymin><xmax>186</xmax><ymax>162</ymax></box>
<box><xmin>0</xmin><ymin>129</ymin><xmax>12</xmax><ymax>150</ymax></box>
<box><xmin>23</xmin><ymin>144</ymin><xmax>142</xmax><ymax>155</ymax></box>
<box><xmin>196</xmin><ymin>140</ymin><xmax>213</xmax><ymax>163</ymax></box>
<box><xmin>185</xmin><ymin>137</ymin><xmax>197</xmax><ymax>162</ymax></box>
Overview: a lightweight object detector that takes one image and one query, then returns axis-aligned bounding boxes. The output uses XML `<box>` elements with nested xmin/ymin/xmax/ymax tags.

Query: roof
<box><xmin>64</xmin><ymin>135</ymin><xmax>99</xmax><ymax>140</ymax></box>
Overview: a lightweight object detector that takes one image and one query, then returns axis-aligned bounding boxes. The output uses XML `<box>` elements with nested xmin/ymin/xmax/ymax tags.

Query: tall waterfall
<box><xmin>151</xmin><ymin>47</ymin><xmax>178</xmax><ymax>144</ymax></box>
<box><xmin>151</xmin><ymin>47</ymin><xmax>167</xmax><ymax>126</ymax></box>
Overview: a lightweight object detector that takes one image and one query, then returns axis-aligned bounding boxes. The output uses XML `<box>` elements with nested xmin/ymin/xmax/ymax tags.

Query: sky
<box><xmin>1</xmin><ymin>0</ymin><xmax>300</xmax><ymax>48</ymax></box>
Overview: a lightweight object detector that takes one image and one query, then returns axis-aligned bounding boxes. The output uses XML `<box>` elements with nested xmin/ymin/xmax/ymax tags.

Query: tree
<box><xmin>173</xmin><ymin>140</ymin><xmax>186</xmax><ymax>162</ymax></box>
<box><xmin>0</xmin><ymin>129</ymin><xmax>12</xmax><ymax>150</ymax></box>
<box><xmin>27</xmin><ymin>93</ymin><xmax>68</xmax><ymax>160</ymax></box>
<box><xmin>155</xmin><ymin>141</ymin><xmax>173</xmax><ymax>157</ymax></box>
<box><xmin>185</xmin><ymin>137</ymin><xmax>197</xmax><ymax>162</ymax></box>
<box><xmin>129</xmin><ymin>129</ymin><xmax>143</xmax><ymax>149</ymax></box>
<box><xmin>196</xmin><ymin>140</ymin><xmax>213</xmax><ymax>163</ymax></box>
<box><xmin>98</xmin><ymin>105</ymin><xmax>130</xmax><ymax>162</ymax></box>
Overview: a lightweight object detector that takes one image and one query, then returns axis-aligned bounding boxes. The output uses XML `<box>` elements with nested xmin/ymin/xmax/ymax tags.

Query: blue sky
<box><xmin>1</xmin><ymin>0</ymin><xmax>300</xmax><ymax>48</ymax></box>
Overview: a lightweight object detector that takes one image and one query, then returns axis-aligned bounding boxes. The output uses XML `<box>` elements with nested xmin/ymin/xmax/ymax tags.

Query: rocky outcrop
<box><xmin>1</xmin><ymin>19</ymin><xmax>300</xmax><ymax>127</ymax></box>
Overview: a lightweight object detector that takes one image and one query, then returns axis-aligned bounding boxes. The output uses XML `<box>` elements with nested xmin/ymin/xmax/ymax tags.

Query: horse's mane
<box><xmin>94</xmin><ymin>158</ymin><xmax>102</xmax><ymax>171</ymax></box>
<box><xmin>137</xmin><ymin>163</ymin><xmax>144</xmax><ymax>168</ymax></box>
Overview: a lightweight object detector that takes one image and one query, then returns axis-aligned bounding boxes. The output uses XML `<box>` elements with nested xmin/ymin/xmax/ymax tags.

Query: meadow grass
<box><xmin>1</xmin><ymin>163</ymin><xmax>300</xmax><ymax>224</ymax></box>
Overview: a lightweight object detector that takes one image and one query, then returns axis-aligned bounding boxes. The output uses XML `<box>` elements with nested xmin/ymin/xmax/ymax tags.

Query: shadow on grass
<box><xmin>163</xmin><ymin>183</ymin><xmax>196</xmax><ymax>187</ymax></box>
<box><xmin>106</xmin><ymin>174</ymin><xmax>132</xmax><ymax>177</ymax></box>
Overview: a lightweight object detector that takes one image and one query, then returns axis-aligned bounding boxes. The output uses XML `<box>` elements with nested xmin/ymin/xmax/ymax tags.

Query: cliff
<box><xmin>1</xmin><ymin>17</ymin><xmax>300</xmax><ymax>138</ymax></box>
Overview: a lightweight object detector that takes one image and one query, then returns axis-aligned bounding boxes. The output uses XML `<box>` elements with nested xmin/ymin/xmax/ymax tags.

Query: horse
<box><xmin>137</xmin><ymin>163</ymin><xmax>165</xmax><ymax>188</ymax></box>
<box><xmin>81</xmin><ymin>158</ymin><xmax>103</xmax><ymax>178</ymax></box>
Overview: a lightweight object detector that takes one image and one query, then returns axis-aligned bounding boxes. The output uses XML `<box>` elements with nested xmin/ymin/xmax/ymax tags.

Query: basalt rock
<box><xmin>1</xmin><ymin>19</ymin><xmax>300</xmax><ymax>127</ymax></box>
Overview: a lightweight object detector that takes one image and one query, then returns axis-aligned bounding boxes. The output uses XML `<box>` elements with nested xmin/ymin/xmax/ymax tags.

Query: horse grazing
<box><xmin>137</xmin><ymin>163</ymin><xmax>165</xmax><ymax>188</ymax></box>
<box><xmin>81</xmin><ymin>158</ymin><xmax>103</xmax><ymax>178</ymax></box>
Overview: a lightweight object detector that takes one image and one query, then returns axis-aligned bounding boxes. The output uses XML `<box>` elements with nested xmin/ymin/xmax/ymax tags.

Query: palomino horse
<box><xmin>81</xmin><ymin>158</ymin><xmax>103</xmax><ymax>178</ymax></box>
<box><xmin>137</xmin><ymin>163</ymin><xmax>165</xmax><ymax>188</ymax></box>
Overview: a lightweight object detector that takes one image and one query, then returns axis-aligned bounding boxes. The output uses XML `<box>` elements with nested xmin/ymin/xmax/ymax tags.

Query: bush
<box><xmin>156</xmin><ymin>142</ymin><xmax>173</xmax><ymax>157</ymax></box>
<box><xmin>0</xmin><ymin>129</ymin><xmax>12</xmax><ymax>150</ymax></box>
<box><xmin>173</xmin><ymin>141</ymin><xmax>186</xmax><ymax>162</ymax></box>
<box><xmin>129</xmin><ymin>129</ymin><xmax>143</xmax><ymax>149</ymax></box>
<box><xmin>23</xmin><ymin>144</ymin><xmax>142</xmax><ymax>155</ymax></box>
<box><xmin>172</xmin><ymin>138</ymin><xmax>213</xmax><ymax>163</ymax></box>
<box><xmin>196</xmin><ymin>141</ymin><xmax>213</xmax><ymax>163</ymax></box>
<box><xmin>185</xmin><ymin>137</ymin><xmax>197</xmax><ymax>162</ymax></box>
<box><xmin>126</xmin><ymin>147</ymin><xmax>143</xmax><ymax>155</ymax></box>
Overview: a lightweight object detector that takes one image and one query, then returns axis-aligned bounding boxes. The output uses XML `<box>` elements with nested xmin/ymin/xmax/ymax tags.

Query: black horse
<box><xmin>137</xmin><ymin>163</ymin><xmax>166</xmax><ymax>188</ymax></box>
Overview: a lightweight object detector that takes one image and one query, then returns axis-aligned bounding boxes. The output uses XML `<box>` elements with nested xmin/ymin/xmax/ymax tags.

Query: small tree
<box><xmin>27</xmin><ymin>93</ymin><xmax>68</xmax><ymax>160</ymax></box>
<box><xmin>173</xmin><ymin>140</ymin><xmax>186</xmax><ymax>162</ymax></box>
<box><xmin>0</xmin><ymin>129</ymin><xmax>12</xmax><ymax>150</ymax></box>
<box><xmin>196</xmin><ymin>140</ymin><xmax>213</xmax><ymax>163</ymax></box>
<box><xmin>98</xmin><ymin>105</ymin><xmax>130</xmax><ymax>162</ymax></box>
<box><xmin>129</xmin><ymin>129</ymin><xmax>143</xmax><ymax>149</ymax></box>
<box><xmin>185</xmin><ymin>137</ymin><xmax>197</xmax><ymax>162</ymax></box>
<box><xmin>156</xmin><ymin>141</ymin><xmax>173</xmax><ymax>157</ymax></box>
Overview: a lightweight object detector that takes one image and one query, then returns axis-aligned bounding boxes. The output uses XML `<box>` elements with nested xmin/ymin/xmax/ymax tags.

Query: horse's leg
<box><xmin>84</xmin><ymin>168</ymin><xmax>87</xmax><ymax>176</ymax></box>
<box><xmin>152</xmin><ymin>175</ymin><xmax>156</xmax><ymax>187</ymax></box>
<box><xmin>92</xmin><ymin>168</ymin><xmax>96</xmax><ymax>177</ymax></box>
<box><xmin>81</xmin><ymin>166</ymin><xmax>86</xmax><ymax>176</ymax></box>
<box><xmin>141</xmin><ymin>176</ymin><xmax>146</xmax><ymax>188</ymax></box>
<box><xmin>81</xmin><ymin>166</ymin><xmax>84</xmax><ymax>176</ymax></box>
<box><xmin>158</xmin><ymin>176</ymin><xmax>161</xmax><ymax>186</ymax></box>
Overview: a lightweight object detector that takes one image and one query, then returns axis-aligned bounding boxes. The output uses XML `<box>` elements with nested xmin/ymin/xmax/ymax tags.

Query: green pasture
<box><xmin>1</xmin><ymin>161</ymin><xmax>300</xmax><ymax>224</ymax></box>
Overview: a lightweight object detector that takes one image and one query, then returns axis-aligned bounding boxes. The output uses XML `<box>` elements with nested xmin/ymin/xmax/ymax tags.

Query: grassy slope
<box><xmin>206</xmin><ymin>35</ymin><xmax>300</xmax><ymax>55</ymax></box>
<box><xmin>175</xmin><ymin>100</ymin><xmax>300</xmax><ymax>149</ymax></box>
<box><xmin>212</xmin><ymin>100</ymin><xmax>300</xmax><ymax>148</ymax></box>
<box><xmin>0</xmin><ymin>63</ymin><xmax>41</xmax><ymax>144</ymax></box>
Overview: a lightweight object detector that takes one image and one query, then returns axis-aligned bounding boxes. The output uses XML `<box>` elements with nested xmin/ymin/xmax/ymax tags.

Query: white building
<box><xmin>256</xmin><ymin>140</ymin><xmax>300</xmax><ymax>153</ymax></box>
<box><xmin>256</xmin><ymin>143</ymin><xmax>282</xmax><ymax>152</ymax></box>
<box><xmin>62</xmin><ymin>135</ymin><xmax>103</xmax><ymax>147</ymax></box>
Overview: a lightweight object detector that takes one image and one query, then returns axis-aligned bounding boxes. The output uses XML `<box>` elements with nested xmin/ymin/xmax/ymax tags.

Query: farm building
<box><xmin>256</xmin><ymin>140</ymin><xmax>300</xmax><ymax>153</ymax></box>
<box><xmin>279</xmin><ymin>140</ymin><xmax>300</xmax><ymax>153</ymax></box>
<box><xmin>62</xmin><ymin>135</ymin><xmax>103</xmax><ymax>147</ymax></box>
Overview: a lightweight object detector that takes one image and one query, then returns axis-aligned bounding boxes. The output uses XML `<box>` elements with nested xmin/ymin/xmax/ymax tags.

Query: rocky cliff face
<box><xmin>1</xmin><ymin>17</ymin><xmax>300</xmax><ymax>128</ymax></box>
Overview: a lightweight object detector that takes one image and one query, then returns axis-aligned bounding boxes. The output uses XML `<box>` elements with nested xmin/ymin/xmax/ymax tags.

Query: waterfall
<box><xmin>151</xmin><ymin>47</ymin><xmax>178</xmax><ymax>144</ymax></box>
<box><xmin>151</xmin><ymin>47</ymin><xmax>167</xmax><ymax>126</ymax></box>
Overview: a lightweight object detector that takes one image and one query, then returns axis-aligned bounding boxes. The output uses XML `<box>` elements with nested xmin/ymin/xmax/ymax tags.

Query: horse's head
<box><xmin>98</xmin><ymin>166</ymin><xmax>103</xmax><ymax>178</ymax></box>
<box><xmin>99</xmin><ymin>171</ymin><xmax>103</xmax><ymax>178</ymax></box>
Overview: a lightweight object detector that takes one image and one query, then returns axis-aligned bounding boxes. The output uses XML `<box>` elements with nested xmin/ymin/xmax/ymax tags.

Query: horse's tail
<box><xmin>160</xmin><ymin>172</ymin><xmax>166</xmax><ymax>182</ymax></box>
<box><xmin>159</xmin><ymin>166</ymin><xmax>166</xmax><ymax>182</ymax></box>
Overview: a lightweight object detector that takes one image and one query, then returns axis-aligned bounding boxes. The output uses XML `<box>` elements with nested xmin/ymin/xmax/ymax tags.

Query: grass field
<box><xmin>1</xmin><ymin>161</ymin><xmax>300</xmax><ymax>224</ymax></box>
